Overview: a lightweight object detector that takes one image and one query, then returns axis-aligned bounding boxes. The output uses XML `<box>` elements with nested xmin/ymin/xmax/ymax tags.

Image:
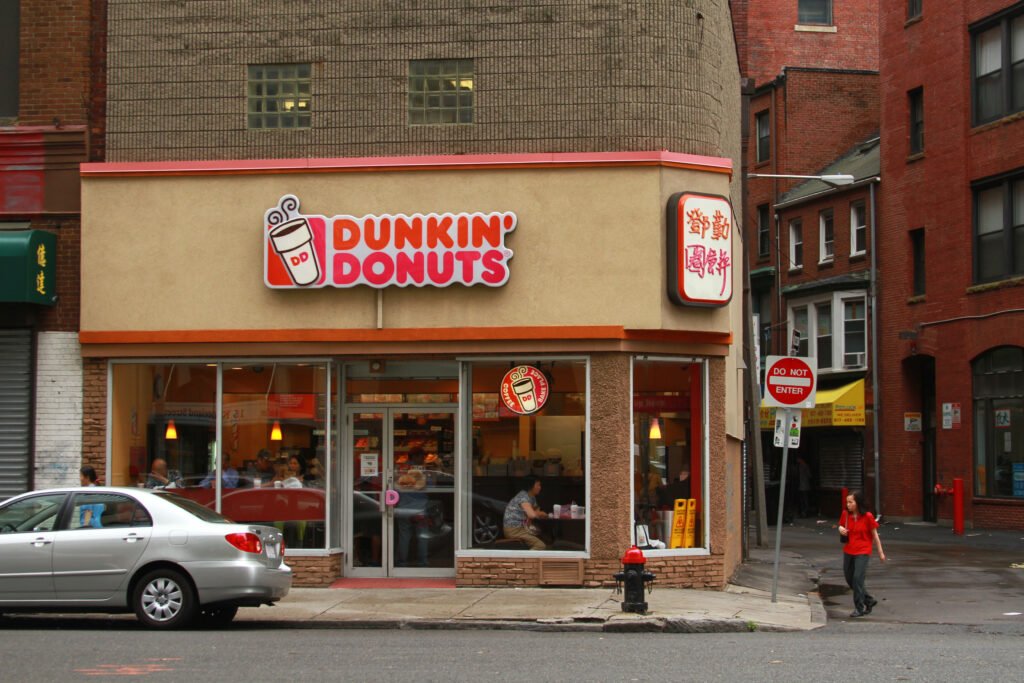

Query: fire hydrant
<box><xmin>613</xmin><ymin>545</ymin><xmax>655</xmax><ymax>614</ymax></box>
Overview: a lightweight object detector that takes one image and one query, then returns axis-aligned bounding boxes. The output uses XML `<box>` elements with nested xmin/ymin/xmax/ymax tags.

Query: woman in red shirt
<box><xmin>839</xmin><ymin>490</ymin><xmax>887</xmax><ymax>618</ymax></box>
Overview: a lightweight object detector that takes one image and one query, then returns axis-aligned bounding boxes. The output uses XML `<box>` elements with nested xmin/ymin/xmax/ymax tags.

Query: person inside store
<box><xmin>304</xmin><ymin>455</ymin><xmax>326</xmax><ymax>488</ymax></box>
<box><xmin>503</xmin><ymin>475</ymin><xmax>549</xmax><ymax>550</ymax></box>
<box><xmin>77</xmin><ymin>466</ymin><xmax>104</xmax><ymax>529</ymax></box>
<box><xmin>145</xmin><ymin>458</ymin><xmax>179</xmax><ymax>489</ymax></box>
<box><xmin>396</xmin><ymin>446</ymin><xmax>429</xmax><ymax>566</ymax></box>
<box><xmin>272</xmin><ymin>456</ymin><xmax>303</xmax><ymax>488</ymax></box>
<box><xmin>247</xmin><ymin>449</ymin><xmax>275</xmax><ymax>486</ymax></box>
<box><xmin>199</xmin><ymin>453</ymin><xmax>239</xmax><ymax>489</ymax></box>
<box><xmin>657</xmin><ymin>464</ymin><xmax>691</xmax><ymax>508</ymax></box>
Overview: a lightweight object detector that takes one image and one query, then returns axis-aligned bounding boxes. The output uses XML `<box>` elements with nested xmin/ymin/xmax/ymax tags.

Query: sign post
<box><xmin>763</xmin><ymin>355</ymin><xmax>817</xmax><ymax>602</ymax></box>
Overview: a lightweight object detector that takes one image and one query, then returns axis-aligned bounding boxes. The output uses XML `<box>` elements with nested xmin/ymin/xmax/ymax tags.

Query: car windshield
<box><xmin>156</xmin><ymin>491</ymin><xmax>235</xmax><ymax>524</ymax></box>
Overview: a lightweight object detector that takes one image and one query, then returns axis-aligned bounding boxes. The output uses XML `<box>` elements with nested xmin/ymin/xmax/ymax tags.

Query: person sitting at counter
<box><xmin>199</xmin><ymin>454</ymin><xmax>239</xmax><ymax>489</ymax></box>
<box><xmin>503</xmin><ymin>475</ymin><xmax>549</xmax><ymax>550</ymax></box>
<box><xmin>144</xmin><ymin>458</ymin><xmax>181</xmax><ymax>489</ymax></box>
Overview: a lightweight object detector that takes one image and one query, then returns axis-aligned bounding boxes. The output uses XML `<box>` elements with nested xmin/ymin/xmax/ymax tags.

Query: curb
<box><xmin>238</xmin><ymin>617</ymin><xmax>806</xmax><ymax>633</ymax></box>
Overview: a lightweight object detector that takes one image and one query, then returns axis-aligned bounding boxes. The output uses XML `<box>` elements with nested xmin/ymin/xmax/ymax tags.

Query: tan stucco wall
<box><xmin>81</xmin><ymin>165</ymin><xmax>736</xmax><ymax>336</ymax></box>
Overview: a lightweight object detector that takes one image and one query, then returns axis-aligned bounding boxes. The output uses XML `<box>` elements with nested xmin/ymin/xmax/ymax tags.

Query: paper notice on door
<box><xmin>361</xmin><ymin>452</ymin><xmax>379</xmax><ymax>477</ymax></box>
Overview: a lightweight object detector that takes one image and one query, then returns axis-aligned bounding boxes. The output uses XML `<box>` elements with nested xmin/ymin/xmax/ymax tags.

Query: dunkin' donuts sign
<box><xmin>264</xmin><ymin>195</ymin><xmax>517</xmax><ymax>289</ymax></box>
<box><xmin>500</xmin><ymin>365</ymin><xmax>549</xmax><ymax>415</ymax></box>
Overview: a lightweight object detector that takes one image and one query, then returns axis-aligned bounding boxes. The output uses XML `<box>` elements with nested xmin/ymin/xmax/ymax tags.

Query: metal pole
<box><xmin>869</xmin><ymin>179</ymin><xmax>882</xmax><ymax>517</ymax></box>
<box><xmin>771</xmin><ymin>408</ymin><xmax>791</xmax><ymax>603</ymax></box>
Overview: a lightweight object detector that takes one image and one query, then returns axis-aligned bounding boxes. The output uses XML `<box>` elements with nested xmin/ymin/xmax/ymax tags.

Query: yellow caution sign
<box><xmin>682</xmin><ymin>498</ymin><xmax>697</xmax><ymax>548</ymax></box>
<box><xmin>669</xmin><ymin>499</ymin><xmax>689</xmax><ymax>549</ymax></box>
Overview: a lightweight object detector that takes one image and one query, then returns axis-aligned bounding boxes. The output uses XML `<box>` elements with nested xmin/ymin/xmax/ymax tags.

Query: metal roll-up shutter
<box><xmin>0</xmin><ymin>329</ymin><xmax>32</xmax><ymax>500</ymax></box>
<box><xmin>817</xmin><ymin>433</ymin><xmax>864</xmax><ymax>490</ymax></box>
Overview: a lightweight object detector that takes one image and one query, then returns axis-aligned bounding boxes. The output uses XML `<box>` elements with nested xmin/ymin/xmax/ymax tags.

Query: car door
<box><xmin>52</xmin><ymin>492</ymin><xmax>153</xmax><ymax>601</ymax></box>
<box><xmin>0</xmin><ymin>493</ymin><xmax>66</xmax><ymax>602</ymax></box>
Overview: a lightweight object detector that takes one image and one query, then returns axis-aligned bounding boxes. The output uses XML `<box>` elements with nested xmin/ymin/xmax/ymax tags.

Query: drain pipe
<box><xmin>869</xmin><ymin>178</ymin><xmax>882</xmax><ymax>516</ymax></box>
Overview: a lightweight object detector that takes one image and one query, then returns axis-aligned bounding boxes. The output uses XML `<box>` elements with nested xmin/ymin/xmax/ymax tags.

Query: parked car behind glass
<box><xmin>0</xmin><ymin>487</ymin><xmax>290</xmax><ymax>629</ymax></box>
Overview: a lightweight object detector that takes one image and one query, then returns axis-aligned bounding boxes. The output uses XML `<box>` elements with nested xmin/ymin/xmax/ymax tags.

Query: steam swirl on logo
<box><xmin>266</xmin><ymin>195</ymin><xmax>301</xmax><ymax>227</ymax></box>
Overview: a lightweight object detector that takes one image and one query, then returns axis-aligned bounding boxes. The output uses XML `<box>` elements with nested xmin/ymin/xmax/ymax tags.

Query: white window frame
<box><xmin>789</xmin><ymin>219</ymin><xmax>803</xmax><ymax>269</ymax></box>
<box><xmin>850</xmin><ymin>201</ymin><xmax>867</xmax><ymax>256</ymax></box>
<box><xmin>787</xmin><ymin>291</ymin><xmax>868</xmax><ymax>373</ymax></box>
<box><xmin>819</xmin><ymin>209</ymin><xmax>834</xmax><ymax>263</ymax></box>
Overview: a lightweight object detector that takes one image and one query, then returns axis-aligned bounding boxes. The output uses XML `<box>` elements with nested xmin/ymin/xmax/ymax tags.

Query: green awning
<box><xmin>0</xmin><ymin>230</ymin><xmax>57</xmax><ymax>305</ymax></box>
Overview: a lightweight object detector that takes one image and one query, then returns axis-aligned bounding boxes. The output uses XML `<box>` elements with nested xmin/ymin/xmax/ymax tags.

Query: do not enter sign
<box><xmin>764</xmin><ymin>356</ymin><xmax>817</xmax><ymax>409</ymax></box>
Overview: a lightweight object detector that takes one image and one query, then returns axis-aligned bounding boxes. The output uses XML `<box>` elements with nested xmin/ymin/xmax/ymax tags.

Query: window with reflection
<box><xmin>465</xmin><ymin>359</ymin><xmax>587</xmax><ymax>551</ymax></box>
<box><xmin>633</xmin><ymin>359</ymin><xmax>705</xmax><ymax>550</ymax></box>
<box><xmin>110</xmin><ymin>362</ymin><xmax>331</xmax><ymax>549</ymax></box>
<box><xmin>973</xmin><ymin>347</ymin><xmax>1024</xmax><ymax>498</ymax></box>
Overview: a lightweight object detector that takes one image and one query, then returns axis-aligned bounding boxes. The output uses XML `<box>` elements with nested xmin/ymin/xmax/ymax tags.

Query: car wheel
<box><xmin>199</xmin><ymin>604</ymin><xmax>238</xmax><ymax>627</ymax></box>
<box><xmin>473</xmin><ymin>512</ymin><xmax>500</xmax><ymax>545</ymax></box>
<box><xmin>132</xmin><ymin>568</ymin><xmax>197</xmax><ymax>629</ymax></box>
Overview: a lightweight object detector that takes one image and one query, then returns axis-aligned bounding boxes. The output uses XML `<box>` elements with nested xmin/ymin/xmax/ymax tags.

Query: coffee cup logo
<box><xmin>500</xmin><ymin>365</ymin><xmax>550</xmax><ymax>415</ymax></box>
<box><xmin>266</xmin><ymin>195</ymin><xmax>322</xmax><ymax>286</ymax></box>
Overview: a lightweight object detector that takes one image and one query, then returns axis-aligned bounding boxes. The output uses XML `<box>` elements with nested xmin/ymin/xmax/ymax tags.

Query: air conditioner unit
<box><xmin>844</xmin><ymin>352</ymin><xmax>866</xmax><ymax>368</ymax></box>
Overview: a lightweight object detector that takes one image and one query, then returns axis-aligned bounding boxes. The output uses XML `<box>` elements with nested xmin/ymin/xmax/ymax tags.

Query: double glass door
<box><xmin>348</xmin><ymin>407</ymin><xmax>456</xmax><ymax>576</ymax></box>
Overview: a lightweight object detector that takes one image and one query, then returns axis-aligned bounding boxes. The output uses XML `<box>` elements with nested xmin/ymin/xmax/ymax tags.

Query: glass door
<box><xmin>348</xmin><ymin>407</ymin><xmax>456</xmax><ymax>577</ymax></box>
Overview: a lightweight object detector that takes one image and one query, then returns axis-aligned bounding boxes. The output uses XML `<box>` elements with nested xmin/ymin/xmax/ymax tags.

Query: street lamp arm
<box><xmin>746</xmin><ymin>173</ymin><xmax>855</xmax><ymax>187</ymax></box>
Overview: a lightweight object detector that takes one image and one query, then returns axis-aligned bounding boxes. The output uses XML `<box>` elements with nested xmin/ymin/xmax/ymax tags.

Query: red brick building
<box><xmin>878</xmin><ymin>0</ymin><xmax>1024</xmax><ymax>529</ymax></box>
<box><xmin>734</xmin><ymin>0</ymin><xmax>880</xmax><ymax>516</ymax></box>
<box><xmin>0</xmin><ymin>0</ymin><xmax>105</xmax><ymax>498</ymax></box>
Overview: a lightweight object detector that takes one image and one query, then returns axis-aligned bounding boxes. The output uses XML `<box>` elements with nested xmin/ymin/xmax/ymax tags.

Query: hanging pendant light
<box><xmin>165</xmin><ymin>419</ymin><xmax>178</xmax><ymax>440</ymax></box>
<box><xmin>270</xmin><ymin>420</ymin><xmax>283</xmax><ymax>441</ymax></box>
<box><xmin>648</xmin><ymin>417</ymin><xmax>662</xmax><ymax>440</ymax></box>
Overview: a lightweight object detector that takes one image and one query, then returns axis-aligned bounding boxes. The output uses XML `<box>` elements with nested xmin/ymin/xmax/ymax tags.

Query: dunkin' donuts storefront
<box><xmin>79</xmin><ymin>152</ymin><xmax>745</xmax><ymax>587</ymax></box>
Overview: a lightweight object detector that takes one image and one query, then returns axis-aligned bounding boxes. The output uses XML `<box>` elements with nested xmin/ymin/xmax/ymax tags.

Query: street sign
<box><xmin>787</xmin><ymin>411</ymin><xmax>802</xmax><ymax>448</ymax></box>
<box><xmin>764</xmin><ymin>355</ymin><xmax>817</xmax><ymax>409</ymax></box>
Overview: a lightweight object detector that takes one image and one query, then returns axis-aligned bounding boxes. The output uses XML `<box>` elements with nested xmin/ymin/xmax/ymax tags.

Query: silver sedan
<box><xmin>0</xmin><ymin>487</ymin><xmax>291</xmax><ymax>628</ymax></box>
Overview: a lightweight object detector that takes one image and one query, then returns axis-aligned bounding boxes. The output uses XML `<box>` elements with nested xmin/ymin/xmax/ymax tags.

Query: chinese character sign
<box><xmin>666</xmin><ymin>192</ymin><xmax>734</xmax><ymax>307</ymax></box>
<box><xmin>264</xmin><ymin>195</ymin><xmax>517</xmax><ymax>289</ymax></box>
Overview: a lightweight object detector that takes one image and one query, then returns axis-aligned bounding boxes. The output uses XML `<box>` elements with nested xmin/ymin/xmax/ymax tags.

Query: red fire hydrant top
<box><xmin>621</xmin><ymin>545</ymin><xmax>646</xmax><ymax>564</ymax></box>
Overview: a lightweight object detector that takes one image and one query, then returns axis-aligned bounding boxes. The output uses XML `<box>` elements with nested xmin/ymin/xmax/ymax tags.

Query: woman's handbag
<box><xmin>839</xmin><ymin>511</ymin><xmax>849</xmax><ymax>544</ymax></box>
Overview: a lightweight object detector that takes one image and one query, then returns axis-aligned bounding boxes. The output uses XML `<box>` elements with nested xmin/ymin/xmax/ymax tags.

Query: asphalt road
<box><xmin>0</xmin><ymin>622</ymin><xmax>1021</xmax><ymax>681</ymax></box>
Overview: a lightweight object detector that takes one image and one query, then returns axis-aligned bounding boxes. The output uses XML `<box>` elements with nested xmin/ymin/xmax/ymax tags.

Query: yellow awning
<box><xmin>760</xmin><ymin>379</ymin><xmax>865</xmax><ymax>429</ymax></box>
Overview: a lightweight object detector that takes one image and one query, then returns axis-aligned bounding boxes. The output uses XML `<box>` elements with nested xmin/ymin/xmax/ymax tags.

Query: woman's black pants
<box><xmin>843</xmin><ymin>552</ymin><xmax>873</xmax><ymax>611</ymax></box>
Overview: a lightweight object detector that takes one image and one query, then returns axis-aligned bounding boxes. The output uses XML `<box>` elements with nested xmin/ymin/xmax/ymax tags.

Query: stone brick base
<box><xmin>457</xmin><ymin>555</ymin><xmax>726</xmax><ymax>589</ymax></box>
<box><xmin>287</xmin><ymin>553</ymin><xmax>343</xmax><ymax>586</ymax></box>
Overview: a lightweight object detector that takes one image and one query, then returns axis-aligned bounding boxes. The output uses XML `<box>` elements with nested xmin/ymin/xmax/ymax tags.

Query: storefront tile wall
<box><xmin>287</xmin><ymin>553</ymin><xmax>343</xmax><ymax>588</ymax></box>
<box><xmin>33</xmin><ymin>332</ymin><xmax>84</xmax><ymax>488</ymax></box>
<box><xmin>105</xmin><ymin>0</ymin><xmax>739</xmax><ymax>162</ymax></box>
<box><xmin>588</xmin><ymin>353</ymin><xmax>632</xmax><ymax>561</ymax></box>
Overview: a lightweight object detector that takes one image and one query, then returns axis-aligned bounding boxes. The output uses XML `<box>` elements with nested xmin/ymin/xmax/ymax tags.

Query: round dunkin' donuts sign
<box><xmin>500</xmin><ymin>365</ymin><xmax>550</xmax><ymax>415</ymax></box>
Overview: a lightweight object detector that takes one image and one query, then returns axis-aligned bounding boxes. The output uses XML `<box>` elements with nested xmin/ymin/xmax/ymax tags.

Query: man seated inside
<box><xmin>503</xmin><ymin>475</ymin><xmax>549</xmax><ymax>550</ymax></box>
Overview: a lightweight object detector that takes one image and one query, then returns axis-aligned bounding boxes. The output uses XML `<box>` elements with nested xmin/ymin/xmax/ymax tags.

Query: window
<box><xmin>69</xmin><ymin>493</ymin><xmax>150</xmax><ymax>530</ymax></box>
<box><xmin>0</xmin><ymin>0</ymin><xmax>17</xmax><ymax>118</ymax></box>
<box><xmin>466</xmin><ymin>359</ymin><xmax>587</xmax><ymax>552</ymax></box>
<box><xmin>974</xmin><ymin>174</ymin><xmax>1024</xmax><ymax>283</ymax></box>
<box><xmin>972</xmin><ymin>11</ymin><xmax>1024</xmax><ymax>124</ymax></box>
<box><xmin>907</xmin><ymin>0</ymin><xmax>922</xmax><ymax>20</ymax></box>
<box><xmin>911</xmin><ymin>228</ymin><xmax>926</xmax><ymax>295</ymax></box>
<box><xmin>0</xmin><ymin>493</ymin><xmax>64</xmax><ymax>534</ymax></box>
<box><xmin>789</xmin><ymin>219</ymin><xmax>803</xmax><ymax>269</ymax></box>
<box><xmin>757</xmin><ymin>204</ymin><xmax>771</xmax><ymax>258</ymax></box>
<box><xmin>409</xmin><ymin>59</ymin><xmax>474</xmax><ymax>125</ymax></box>
<box><xmin>843</xmin><ymin>299</ymin><xmax>867</xmax><ymax>368</ymax></box>
<box><xmin>756</xmin><ymin>110</ymin><xmax>770</xmax><ymax>163</ymax></box>
<box><xmin>819</xmin><ymin>209</ymin><xmax>834</xmax><ymax>262</ymax></box>
<box><xmin>798</xmin><ymin>0</ymin><xmax>832</xmax><ymax>25</ymax></box>
<box><xmin>815</xmin><ymin>302</ymin><xmax>833</xmax><ymax>369</ymax></box>
<box><xmin>972</xmin><ymin>347</ymin><xmax>1024</xmax><ymax>498</ymax></box>
<box><xmin>247</xmin><ymin>64</ymin><xmax>311</xmax><ymax>129</ymax></box>
<box><xmin>633</xmin><ymin>358</ymin><xmax>706</xmax><ymax>551</ymax></box>
<box><xmin>110</xmin><ymin>362</ymin><xmax>333</xmax><ymax>550</ymax></box>
<box><xmin>850</xmin><ymin>202</ymin><xmax>867</xmax><ymax>255</ymax></box>
<box><xmin>788</xmin><ymin>292</ymin><xmax>867</xmax><ymax>372</ymax></box>
<box><xmin>755</xmin><ymin>289</ymin><xmax>772</xmax><ymax>368</ymax></box>
<box><xmin>908</xmin><ymin>87</ymin><xmax>924</xmax><ymax>155</ymax></box>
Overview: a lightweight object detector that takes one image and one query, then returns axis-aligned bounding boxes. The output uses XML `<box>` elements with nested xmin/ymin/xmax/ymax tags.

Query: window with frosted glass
<box><xmin>409</xmin><ymin>59</ymin><xmax>474</xmax><ymax>125</ymax></box>
<box><xmin>798</xmin><ymin>0</ymin><xmax>831</xmax><ymax>25</ymax></box>
<box><xmin>248</xmin><ymin>64</ymin><xmax>311</xmax><ymax>129</ymax></box>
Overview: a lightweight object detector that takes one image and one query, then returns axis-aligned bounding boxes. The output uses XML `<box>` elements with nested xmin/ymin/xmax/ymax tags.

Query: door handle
<box><xmin>31</xmin><ymin>537</ymin><xmax>52</xmax><ymax>547</ymax></box>
<box><xmin>122</xmin><ymin>533</ymin><xmax>141</xmax><ymax>543</ymax></box>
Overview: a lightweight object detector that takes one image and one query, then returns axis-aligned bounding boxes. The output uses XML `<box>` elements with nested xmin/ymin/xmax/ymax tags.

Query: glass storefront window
<box><xmin>632</xmin><ymin>358</ymin><xmax>704</xmax><ymax>550</ymax></box>
<box><xmin>110</xmin><ymin>362</ymin><xmax>331</xmax><ymax>549</ymax></box>
<box><xmin>973</xmin><ymin>347</ymin><xmax>1024</xmax><ymax>498</ymax></box>
<box><xmin>465</xmin><ymin>359</ymin><xmax>587</xmax><ymax>551</ymax></box>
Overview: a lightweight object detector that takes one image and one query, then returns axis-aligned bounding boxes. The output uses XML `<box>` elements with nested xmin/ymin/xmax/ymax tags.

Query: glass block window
<box><xmin>409</xmin><ymin>59</ymin><xmax>474</xmax><ymax>125</ymax></box>
<box><xmin>248</xmin><ymin>64</ymin><xmax>312</xmax><ymax>130</ymax></box>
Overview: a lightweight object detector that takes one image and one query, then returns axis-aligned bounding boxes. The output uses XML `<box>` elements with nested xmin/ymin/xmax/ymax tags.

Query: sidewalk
<box><xmin>237</xmin><ymin>550</ymin><xmax>826</xmax><ymax>633</ymax></box>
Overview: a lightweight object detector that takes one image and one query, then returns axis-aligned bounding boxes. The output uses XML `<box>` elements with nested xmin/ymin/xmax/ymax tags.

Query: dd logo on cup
<box><xmin>500</xmin><ymin>365</ymin><xmax>550</xmax><ymax>415</ymax></box>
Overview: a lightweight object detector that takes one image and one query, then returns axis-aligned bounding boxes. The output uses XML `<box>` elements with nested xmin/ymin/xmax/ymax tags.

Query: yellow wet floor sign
<box><xmin>670</xmin><ymin>499</ymin><xmax>696</xmax><ymax>549</ymax></box>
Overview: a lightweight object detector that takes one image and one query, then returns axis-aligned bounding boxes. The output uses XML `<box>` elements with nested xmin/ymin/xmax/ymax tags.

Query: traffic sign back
<box><xmin>764</xmin><ymin>355</ymin><xmax>817</xmax><ymax>408</ymax></box>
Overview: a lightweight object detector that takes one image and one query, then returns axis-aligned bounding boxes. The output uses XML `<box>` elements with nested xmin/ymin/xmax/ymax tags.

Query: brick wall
<box><xmin>34</xmin><ymin>332</ymin><xmax>84</xmax><ymax>489</ymax></box>
<box><xmin>287</xmin><ymin>553</ymin><xmax>343</xmax><ymax>587</ymax></box>
<box><xmin>456</xmin><ymin>555</ymin><xmax>726</xmax><ymax>589</ymax></box>
<box><xmin>105</xmin><ymin>0</ymin><xmax>739</xmax><ymax>161</ymax></box>
<box><xmin>877</xmin><ymin>1</ymin><xmax>1024</xmax><ymax>527</ymax></box>
<box><xmin>81</xmin><ymin>358</ymin><xmax>107</xmax><ymax>481</ymax></box>
<box><xmin>18</xmin><ymin>0</ymin><xmax>92</xmax><ymax>126</ymax></box>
